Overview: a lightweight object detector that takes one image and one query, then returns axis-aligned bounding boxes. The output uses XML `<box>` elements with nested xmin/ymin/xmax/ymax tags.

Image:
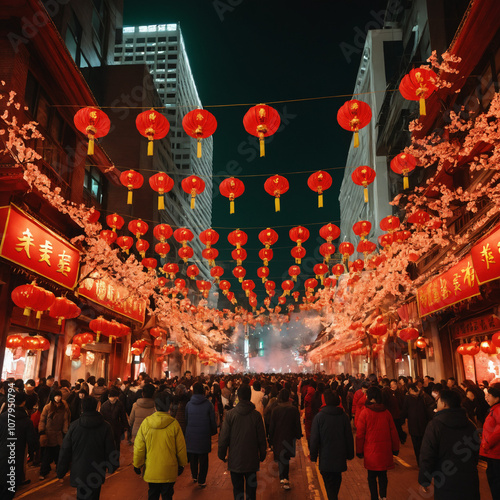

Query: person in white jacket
<box><xmin>251</xmin><ymin>381</ymin><xmax>264</xmax><ymax>416</ymax></box>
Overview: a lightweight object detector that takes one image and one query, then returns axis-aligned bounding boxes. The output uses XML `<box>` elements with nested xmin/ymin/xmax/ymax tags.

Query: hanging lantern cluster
<box><xmin>290</xmin><ymin>226</ymin><xmax>310</xmax><ymax>264</ymax></box>
<box><xmin>73</xmin><ymin>333</ymin><xmax>94</xmax><ymax>346</ymax></box>
<box><xmin>6</xmin><ymin>334</ymin><xmax>50</xmax><ymax>351</ymax></box>
<box><xmin>11</xmin><ymin>282</ymin><xmax>55</xmax><ymax>319</ymax></box>
<box><xmin>89</xmin><ymin>316</ymin><xmax>130</xmax><ymax>343</ymax></box>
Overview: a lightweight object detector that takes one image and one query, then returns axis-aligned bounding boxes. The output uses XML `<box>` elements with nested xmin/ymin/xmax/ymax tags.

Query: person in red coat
<box><xmin>352</xmin><ymin>382</ymin><xmax>369</xmax><ymax>428</ymax></box>
<box><xmin>304</xmin><ymin>381</ymin><xmax>316</xmax><ymax>444</ymax></box>
<box><xmin>356</xmin><ymin>386</ymin><xmax>399</xmax><ymax>500</ymax></box>
<box><xmin>480</xmin><ymin>382</ymin><xmax>500</xmax><ymax>500</ymax></box>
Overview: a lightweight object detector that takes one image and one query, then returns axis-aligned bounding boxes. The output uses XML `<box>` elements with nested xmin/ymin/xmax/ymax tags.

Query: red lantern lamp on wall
<box><xmin>390</xmin><ymin>153</ymin><xmax>417</xmax><ymax>190</ymax></box>
<box><xmin>352</xmin><ymin>166</ymin><xmax>376</xmax><ymax>203</ymax></box>
<box><xmin>74</xmin><ymin>107</ymin><xmax>110</xmax><ymax>155</ymax></box>
<box><xmin>89</xmin><ymin>316</ymin><xmax>109</xmax><ymax>342</ymax></box>
<box><xmin>149</xmin><ymin>172</ymin><xmax>174</xmax><ymax>210</ymax></box>
<box><xmin>219</xmin><ymin>177</ymin><xmax>245</xmax><ymax>214</ymax></box>
<box><xmin>182</xmin><ymin>109</ymin><xmax>217</xmax><ymax>158</ymax></box>
<box><xmin>11</xmin><ymin>282</ymin><xmax>54</xmax><ymax>318</ymax></box>
<box><xmin>399</xmin><ymin>67</ymin><xmax>438</xmax><ymax>116</ymax></box>
<box><xmin>120</xmin><ymin>170</ymin><xmax>144</xmax><ymax>205</ymax></box>
<box><xmin>337</xmin><ymin>99</ymin><xmax>372</xmax><ymax>148</ymax></box>
<box><xmin>181</xmin><ymin>175</ymin><xmax>205</xmax><ymax>210</ymax></box>
<box><xmin>136</xmin><ymin>109</ymin><xmax>170</xmax><ymax>156</ymax></box>
<box><xmin>264</xmin><ymin>175</ymin><xmax>289</xmax><ymax>212</ymax></box>
<box><xmin>243</xmin><ymin>104</ymin><xmax>281</xmax><ymax>157</ymax></box>
<box><xmin>308</xmin><ymin>171</ymin><xmax>332</xmax><ymax>208</ymax></box>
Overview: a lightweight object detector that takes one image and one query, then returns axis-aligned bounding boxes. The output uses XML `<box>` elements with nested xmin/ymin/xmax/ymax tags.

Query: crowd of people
<box><xmin>0</xmin><ymin>371</ymin><xmax>499</xmax><ymax>500</ymax></box>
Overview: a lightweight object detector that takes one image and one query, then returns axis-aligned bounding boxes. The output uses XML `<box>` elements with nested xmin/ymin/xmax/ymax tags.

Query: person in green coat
<box><xmin>133</xmin><ymin>391</ymin><xmax>188</xmax><ymax>500</ymax></box>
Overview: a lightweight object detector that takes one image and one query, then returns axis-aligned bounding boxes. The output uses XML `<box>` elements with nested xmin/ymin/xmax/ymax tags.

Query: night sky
<box><xmin>124</xmin><ymin>0</ymin><xmax>387</xmax><ymax>306</ymax></box>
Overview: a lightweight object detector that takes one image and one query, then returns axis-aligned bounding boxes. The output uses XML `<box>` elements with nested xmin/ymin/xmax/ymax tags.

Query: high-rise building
<box><xmin>114</xmin><ymin>23</ymin><xmax>213</xmax><ymax>280</ymax></box>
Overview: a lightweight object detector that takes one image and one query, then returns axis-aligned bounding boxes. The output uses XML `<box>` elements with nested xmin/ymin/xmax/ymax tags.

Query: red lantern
<box><xmin>174</xmin><ymin>278</ymin><xmax>186</xmax><ymax>290</ymax></box>
<box><xmin>6</xmin><ymin>335</ymin><xmax>24</xmax><ymax>349</ymax></box>
<box><xmin>457</xmin><ymin>344</ymin><xmax>468</xmax><ymax>356</ymax></box>
<box><xmin>390</xmin><ymin>153</ymin><xmax>417</xmax><ymax>190</ymax></box>
<box><xmin>320</xmin><ymin>243</ymin><xmax>336</xmax><ymax>263</ymax></box>
<box><xmin>378</xmin><ymin>234</ymin><xmax>394</xmax><ymax>250</ymax></box>
<box><xmin>149</xmin><ymin>172</ymin><xmax>174</xmax><ymax>210</ymax></box>
<box><xmin>233</xmin><ymin>266</ymin><xmax>246</xmax><ymax>283</ymax></box>
<box><xmin>259</xmin><ymin>248</ymin><xmax>273</xmax><ymax>266</ymax></box>
<box><xmin>369</xmin><ymin>317</ymin><xmax>387</xmax><ymax>337</ymax></box>
<box><xmin>174</xmin><ymin>227</ymin><xmax>194</xmax><ymax>247</ymax></box>
<box><xmin>232</xmin><ymin>248</ymin><xmax>247</xmax><ymax>266</ymax></box>
<box><xmin>74</xmin><ymin>107</ymin><xmax>110</xmax><ymax>155</ymax></box>
<box><xmin>492</xmin><ymin>332</ymin><xmax>500</xmax><ymax>348</ymax></box>
<box><xmin>264</xmin><ymin>281</ymin><xmax>275</xmax><ymax>296</ymax></box>
<box><xmin>313</xmin><ymin>263</ymin><xmax>329</xmax><ymax>284</ymax></box>
<box><xmin>178</xmin><ymin>246</ymin><xmax>194</xmax><ymax>263</ymax></box>
<box><xmin>352</xmin><ymin>220</ymin><xmax>372</xmax><ymax>240</ymax></box>
<box><xmin>158</xmin><ymin>277</ymin><xmax>168</xmax><ymax>288</ymax></box>
<box><xmin>399</xmin><ymin>67</ymin><xmax>437</xmax><ymax>116</ymax></box>
<box><xmin>352</xmin><ymin>166</ymin><xmax>376</xmax><ymax>203</ymax></box>
<box><xmin>154</xmin><ymin>223</ymin><xmax>173</xmax><ymax>242</ymax></box>
<box><xmin>337</xmin><ymin>99</ymin><xmax>372</xmax><ymax>148</ymax></box>
<box><xmin>281</xmin><ymin>280</ymin><xmax>294</xmax><ymax>296</ymax></box>
<box><xmin>332</xmin><ymin>263</ymin><xmax>345</xmax><ymax>278</ymax></box>
<box><xmin>258</xmin><ymin>228</ymin><xmax>278</xmax><ymax>248</ymax></box>
<box><xmin>136</xmin><ymin>109</ymin><xmax>170</xmax><ymax>156</ymax></box>
<box><xmin>210</xmin><ymin>266</ymin><xmax>224</xmax><ymax>283</ymax></box>
<box><xmin>278</xmin><ymin>296</ymin><xmax>287</xmax><ymax>305</ymax></box>
<box><xmin>99</xmin><ymin>230</ymin><xmax>117</xmax><ymax>246</ymax></box>
<box><xmin>408</xmin><ymin>210</ymin><xmax>430</xmax><ymax>226</ymax></box>
<box><xmin>292</xmin><ymin>291</ymin><xmax>300</xmax><ymax>302</ymax></box>
<box><xmin>264</xmin><ymin>174</ymin><xmax>289</xmax><ymax>212</ymax></box>
<box><xmin>339</xmin><ymin>242</ymin><xmax>354</xmax><ymax>263</ymax></box>
<box><xmin>128</xmin><ymin>219</ymin><xmax>149</xmax><ymax>239</ymax></box>
<box><xmin>182</xmin><ymin>109</ymin><xmax>217</xmax><ymax>158</ymax></box>
<box><xmin>291</xmin><ymin>246</ymin><xmax>306</xmax><ymax>265</ymax></box>
<box><xmin>305</xmin><ymin>278</ymin><xmax>318</xmax><ymax>293</ymax></box>
<box><xmin>226</xmin><ymin>291</ymin><xmax>237</xmax><ymax>304</ymax></box>
<box><xmin>324</xmin><ymin>277</ymin><xmax>336</xmax><ymax>288</ymax></box>
<box><xmin>288</xmin><ymin>265</ymin><xmax>301</xmax><ymax>282</ymax></box>
<box><xmin>228</xmin><ymin>229</ymin><xmax>248</xmax><ymax>249</ymax></box>
<box><xmin>415</xmin><ymin>337</ymin><xmax>428</xmax><ymax>349</ymax></box>
<box><xmin>319</xmin><ymin>223</ymin><xmax>341</xmax><ymax>242</ymax></box>
<box><xmin>164</xmin><ymin>263</ymin><xmax>179</xmax><ymax>279</ymax></box>
<box><xmin>357</xmin><ymin>240</ymin><xmax>377</xmax><ymax>259</ymax></box>
<box><xmin>89</xmin><ymin>316</ymin><xmax>109</xmax><ymax>342</ymax></box>
<box><xmin>120</xmin><ymin>170</ymin><xmax>144</xmax><ymax>205</ymax></box>
<box><xmin>10</xmin><ymin>282</ymin><xmax>53</xmax><ymax>318</ymax></box>
<box><xmin>308</xmin><ymin>171</ymin><xmax>332</xmax><ymax>208</ymax></box>
<box><xmin>219</xmin><ymin>177</ymin><xmax>245</xmax><ymax>214</ymax></box>
<box><xmin>399</xmin><ymin>327</ymin><xmax>419</xmax><ymax>342</ymax></box>
<box><xmin>242</xmin><ymin>279</ymin><xmax>255</xmax><ymax>297</ymax></box>
<box><xmin>136</xmin><ymin>239</ymin><xmax>149</xmax><ymax>258</ymax></box>
<box><xmin>480</xmin><ymin>340</ymin><xmax>497</xmax><ymax>355</ymax></box>
<box><xmin>49</xmin><ymin>297</ymin><xmax>81</xmax><ymax>325</ymax></box>
<box><xmin>380</xmin><ymin>216</ymin><xmax>400</xmax><ymax>233</ymax></box>
<box><xmin>181</xmin><ymin>175</ymin><xmax>206</xmax><ymax>210</ymax></box>
<box><xmin>466</xmin><ymin>342</ymin><xmax>480</xmax><ymax>356</ymax></box>
<box><xmin>219</xmin><ymin>280</ymin><xmax>231</xmax><ymax>295</ymax></box>
<box><xmin>257</xmin><ymin>266</ymin><xmax>269</xmax><ymax>283</ymax></box>
<box><xmin>199</xmin><ymin>228</ymin><xmax>219</xmax><ymax>248</ymax></box>
<box><xmin>106</xmin><ymin>213</ymin><xmax>124</xmax><ymax>232</ymax></box>
<box><xmin>87</xmin><ymin>209</ymin><xmax>100</xmax><ymax>224</ymax></box>
<box><xmin>289</xmin><ymin>226</ymin><xmax>310</xmax><ymax>247</ymax></box>
<box><xmin>155</xmin><ymin>242</ymin><xmax>170</xmax><ymax>258</ymax></box>
<box><xmin>22</xmin><ymin>336</ymin><xmax>41</xmax><ymax>351</ymax></box>
<box><xmin>187</xmin><ymin>264</ymin><xmax>200</xmax><ymax>280</ymax></box>
<box><xmin>196</xmin><ymin>280</ymin><xmax>212</xmax><ymax>298</ymax></box>
<box><xmin>202</xmin><ymin>248</ymin><xmax>219</xmax><ymax>267</ymax></box>
<box><xmin>243</xmin><ymin>104</ymin><xmax>281</xmax><ymax>157</ymax></box>
<box><xmin>142</xmin><ymin>258</ymin><xmax>157</xmax><ymax>270</ymax></box>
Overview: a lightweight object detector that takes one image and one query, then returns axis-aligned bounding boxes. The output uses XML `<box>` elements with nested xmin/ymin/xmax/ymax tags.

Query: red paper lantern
<box><xmin>73</xmin><ymin>333</ymin><xmax>94</xmax><ymax>346</ymax></box>
<box><xmin>232</xmin><ymin>248</ymin><xmax>247</xmax><ymax>266</ymax></box>
<box><xmin>399</xmin><ymin>67</ymin><xmax>437</xmax><ymax>116</ymax></box>
<box><xmin>155</xmin><ymin>242</ymin><xmax>170</xmax><ymax>258</ymax></box>
<box><xmin>228</xmin><ymin>229</ymin><xmax>248</xmax><ymax>249</ymax></box>
<box><xmin>319</xmin><ymin>223</ymin><xmax>341</xmax><ymax>242</ymax></box>
<box><xmin>242</xmin><ymin>279</ymin><xmax>255</xmax><ymax>297</ymax></box>
<box><xmin>324</xmin><ymin>277</ymin><xmax>336</xmax><ymax>288</ymax></box>
<box><xmin>202</xmin><ymin>248</ymin><xmax>219</xmax><ymax>267</ymax></box>
<box><xmin>196</xmin><ymin>280</ymin><xmax>212</xmax><ymax>298</ymax></box>
<box><xmin>74</xmin><ymin>107</ymin><xmax>110</xmax><ymax>155</ymax></box>
<box><xmin>288</xmin><ymin>265</ymin><xmax>301</xmax><ymax>282</ymax></box>
<box><xmin>99</xmin><ymin>230</ymin><xmax>117</xmax><ymax>246</ymax></box>
<box><xmin>23</xmin><ymin>336</ymin><xmax>41</xmax><ymax>351</ymax></box>
<box><xmin>142</xmin><ymin>258</ymin><xmax>157</xmax><ymax>270</ymax></box>
<box><xmin>106</xmin><ymin>213</ymin><xmax>124</xmax><ymax>232</ymax></box>
<box><xmin>457</xmin><ymin>344</ymin><xmax>469</xmax><ymax>355</ymax></box>
<box><xmin>408</xmin><ymin>210</ymin><xmax>430</xmax><ymax>226</ymax></box>
<box><xmin>308</xmin><ymin>171</ymin><xmax>332</xmax><ymax>208</ymax></box>
<box><xmin>390</xmin><ymin>153</ymin><xmax>417</xmax><ymax>190</ymax></box>
<box><xmin>289</xmin><ymin>226</ymin><xmax>310</xmax><ymax>247</ymax></box>
<box><xmin>352</xmin><ymin>220</ymin><xmax>371</xmax><ymax>240</ymax></box>
<box><xmin>136</xmin><ymin>109</ymin><xmax>170</xmax><ymax>156</ymax></box>
<box><xmin>357</xmin><ymin>240</ymin><xmax>377</xmax><ymax>259</ymax></box>
<box><xmin>320</xmin><ymin>243</ymin><xmax>336</xmax><ymax>263</ymax></box>
<box><xmin>164</xmin><ymin>263</ymin><xmax>179</xmax><ymax>279</ymax></box>
<box><xmin>480</xmin><ymin>340</ymin><xmax>497</xmax><ymax>355</ymax></box>
<box><xmin>219</xmin><ymin>280</ymin><xmax>231</xmax><ymax>295</ymax></box>
<box><xmin>352</xmin><ymin>166</ymin><xmax>376</xmax><ymax>203</ymax></box>
<box><xmin>278</xmin><ymin>296</ymin><xmax>287</xmax><ymax>305</ymax></box>
<box><xmin>136</xmin><ymin>239</ymin><xmax>150</xmax><ymax>258</ymax></box>
<box><xmin>243</xmin><ymin>104</ymin><xmax>281</xmax><ymax>157</ymax></box>
<box><xmin>153</xmin><ymin>223</ymin><xmax>173</xmax><ymax>242</ymax></box>
<box><xmin>305</xmin><ymin>278</ymin><xmax>318</xmax><ymax>292</ymax></box>
<box><xmin>174</xmin><ymin>278</ymin><xmax>186</xmax><ymax>290</ymax></box>
<box><xmin>369</xmin><ymin>317</ymin><xmax>387</xmax><ymax>337</ymax></box>
<box><xmin>187</xmin><ymin>264</ymin><xmax>200</xmax><ymax>280</ymax></box>
<box><xmin>219</xmin><ymin>177</ymin><xmax>245</xmax><ymax>214</ymax></box>
<box><xmin>210</xmin><ymin>266</ymin><xmax>224</xmax><ymax>283</ymax></box>
<box><xmin>128</xmin><ymin>219</ymin><xmax>149</xmax><ymax>239</ymax></box>
<box><xmin>258</xmin><ymin>228</ymin><xmax>278</xmax><ymax>248</ymax></box>
<box><xmin>150</xmin><ymin>327</ymin><xmax>167</xmax><ymax>339</ymax></box>
<box><xmin>49</xmin><ymin>297</ymin><xmax>81</xmax><ymax>325</ymax></box>
<box><xmin>226</xmin><ymin>291</ymin><xmax>237</xmax><ymax>304</ymax></box>
<box><xmin>281</xmin><ymin>280</ymin><xmax>294</xmax><ymax>296</ymax></box>
<box><xmin>313</xmin><ymin>264</ymin><xmax>328</xmax><ymax>283</ymax></box>
<box><xmin>174</xmin><ymin>227</ymin><xmax>194</xmax><ymax>247</ymax></box>
<box><xmin>378</xmin><ymin>234</ymin><xmax>394</xmax><ymax>249</ymax></box>
<box><xmin>332</xmin><ymin>263</ymin><xmax>345</xmax><ymax>278</ymax></box>
<box><xmin>492</xmin><ymin>332</ymin><xmax>500</xmax><ymax>348</ymax></box>
<box><xmin>233</xmin><ymin>266</ymin><xmax>246</xmax><ymax>283</ymax></box>
<box><xmin>264</xmin><ymin>281</ymin><xmax>276</xmax><ymax>296</ymax></box>
<box><xmin>466</xmin><ymin>342</ymin><xmax>480</xmax><ymax>356</ymax></box>
<box><xmin>89</xmin><ymin>316</ymin><xmax>109</xmax><ymax>342</ymax></box>
<box><xmin>415</xmin><ymin>336</ymin><xmax>428</xmax><ymax>349</ymax></box>
<box><xmin>6</xmin><ymin>335</ymin><xmax>24</xmax><ymax>349</ymax></box>
<box><xmin>291</xmin><ymin>246</ymin><xmax>306</xmax><ymax>265</ymax></box>
<box><xmin>157</xmin><ymin>277</ymin><xmax>168</xmax><ymax>287</ymax></box>
<box><xmin>264</xmin><ymin>174</ymin><xmax>289</xmax><ymax>212</ymax></box>
<box><xmin>178</xmin><ymin>246</ymin><xmax>194</xmax><ymax>263</ymax></box>
<box><xmin>337</xmin><ymin>99</ymin><xmax>372</xmax><ymax>148</ymax></box>
<box><xmin>182</xmin><ymin>109</ymin><xmax>217</xmax><ymax>158</ymax></box>
<box><xmin>380</xmin><ymin>216</ymin><xmax>400</xmax><ymax>233</ymax></box>
<box><xmin>200</xmin><ymin>228</ymin><xmax>220</xmax><ymax>248</ymax></box>
<box><xmin>120</xmin><ymin>170</ymin><xmax>144</xmax><ymax>205</ymax></box>
<box><xmin>399</xmin><ymin>327</ymin><xmax>419</xmax><ymax>342</ymax></box>
<box><xmin>257</xmin><ymin>266</ymin><xmax>269</xmax><ymax>283</ymax></box>
<box><xmin>181</xmin><ymin>175</ymin><xmax>206</xmax><ymax>210</ymax></box>
<box><xmin>11</xmin><ymin>282</ymin><xmax>53</xmax><ymax>318</ymax></box>
<box><xmin>149</xmin><ymin>172</ymin><xmax>174</xmax><ymax>210</ymax></box>
<box><xmin>259</xmin><ymin>248</ymin><xmax>273</xmax><ymax>266</ymax></box>
<box><xmin>339</xmin><ymin>242</ymin><xmax>354</xmax><ymax>262</ymax></box>
<box><xmin>87</xmin><ymin>209</ymin><xmax>100</xmax><ymax>224</ymax></box>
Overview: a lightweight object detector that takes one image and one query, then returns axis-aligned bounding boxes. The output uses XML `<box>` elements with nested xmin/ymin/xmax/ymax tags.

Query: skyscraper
<box><xmin>114</xmin><ymin>23</ymin><xmax>213</xmax><ymax>280</ymax></box>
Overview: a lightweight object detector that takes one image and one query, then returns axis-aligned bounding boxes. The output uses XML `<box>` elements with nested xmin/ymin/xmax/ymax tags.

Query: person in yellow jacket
<box><xmin>133</xmin><ymin>391</ymin><xmax>188</xmax><ymax>500</ymax></box>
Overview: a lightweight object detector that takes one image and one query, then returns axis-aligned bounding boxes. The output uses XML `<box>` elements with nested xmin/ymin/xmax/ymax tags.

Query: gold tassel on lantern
<box><xmin>292</xmin><ymin>276</ymin><xmax>297</xmax><ymax>282</ymax></box>
<box><xmin>318</xmin><ymin>193</ymin><xmax>323</xmax><ymax>208</ymax></box>
<box><xmin>158</xmin><ymin>192</ymin><xmax>165</xmax><ymax>210</ymax></box>
<box><xmin>264</xmin><ymin>259</ymin><xmax>268</xmax><ymax>266</ymax></box>
<box><xmin>261</xmin><ymin>277</ymin><xmax>266</xmax><ymax>284</ymax></box>
<box><xmin>197</xmin><ymin>139</ymin><xmax>202</xmax><ymax>158</ymax></box>
<box><xmin>191</xmin><ymin>193</ymin><xmax>196</xmax><ymax>210</ymax></box>
<box><xmin>127</xmin><ymin>188</ymin><xmax>133</xmax><ymax>205</ymax></box>
<box><xmin>230</xmin><ymin>196</ymin><xmax>235</xmax><ymax>214</ymax></box>
<box><xmin>275</xmin><ymin>196</ymin><xmax>280</xmax><ymax>212</ymax></box>
<box><xmin>403</xmin><ymin>175</ymin><xmax>409</xmax><ymax>190</ymax></box>
<box><xmin>419</xmin><ymin>97</ymin><xmax>426</xmax><ymax>116</ymax></box>
<box><xmin>260</xmin><ymin>138</ymin><xmax>265</xmax><ymax>157</ymax></box>
<box><xmin>245</xmin><ymin>290</ymin><xmax>249</xmax><ymax>297</ymax></box>
<box><xmin>363</xmin><ymin>183</ymin><xmax>369</xmax><ymax>203</ymax></box>
<box><xmin>296</xmin><ymin>258</ymin><xmax>301</xmax><ymax>265</ymax></box>
<box><xmin>109</xmin><ymin>335</ymin><xmax>113</xmax><ymax>344</ymax></box>
<box><xmin>238</xmin><ymin>277</ymin><xmax>243</xmax><ymax>283</ymax></box>
<box><xmin>88</xmin><ymin>137</ymin><xmax>95</xmax><ymax>155</ymax></box>
<box><xmin>353</xmin><ymin>131</ymin><xmax>359</xmax><ymax>148</ymax></box>
<box><xmin>148</xmin><ymin>139</ymin><xmax>154</xmax><ymax>156</ymax></box>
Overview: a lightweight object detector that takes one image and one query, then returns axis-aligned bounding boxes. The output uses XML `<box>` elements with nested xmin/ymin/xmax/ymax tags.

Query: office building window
<box><xmin>84</xmin><ymin>165</ymin><xmax>105</xmax><ymax>204</ymax></box>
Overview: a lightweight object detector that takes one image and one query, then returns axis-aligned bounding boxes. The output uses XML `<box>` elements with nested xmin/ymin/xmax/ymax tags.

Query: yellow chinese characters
<box><xmin>480</xmin><ymin>243</ymin><xmax>496</xmax><ymax>270</ymax></box>
<box><xmin>15</xmin><ymin>228</ymin><xmax>35</xmax><ymax>258</ymax></box>
<box><xmin>57</xmin><ymin>250</ymin><xmax>72</xmax><ymax>276</ymax></box>
<box><xmin>39</xmin><ymin>240</ymin><xmax>53</xmax><ymax>266</ymax></box>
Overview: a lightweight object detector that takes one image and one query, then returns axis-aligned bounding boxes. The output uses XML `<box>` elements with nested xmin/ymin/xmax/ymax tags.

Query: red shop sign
<box><xmin>417</xmin><ymin>255</ymin><xmax>480</xmax><ymax>317</ymax></box>
<box><xmin>0</xmin><ymin>204</ymin><xmax>80</xmax><ymax>289</ymax></box>
<box><xmin>450</xmin><ymin>314</ymin><xmax>500</xmax><ymax>339</ymax></box>
<box><xmin>470</xmin><ymin>223</ymin><xmax>500</xmax><ymax>284</ymax></box>
<box><xmin>78</xmin><ymin>266</ymin><xmax>146</xmax><ymax>325</ymax></box>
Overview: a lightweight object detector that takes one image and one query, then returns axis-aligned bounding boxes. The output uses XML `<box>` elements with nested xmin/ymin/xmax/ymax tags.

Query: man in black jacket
<box><xmin>309</xmin><ymin>390</ymin><xmax>354</xmax><ymax>500</ymax></box>
<box><xmin>57</xmin><ymin>397</ymin><xmax>116</xmax><ymax>500</ymax></box>
<box><xmin>418</xmin><ymin>389</ymin><xmax>480</xmax><ymax>500</ymax></box>
<box><xmin>218</xmin><ymin>384</ymin><xmax>266</xmax><ymax>500</ymax></box>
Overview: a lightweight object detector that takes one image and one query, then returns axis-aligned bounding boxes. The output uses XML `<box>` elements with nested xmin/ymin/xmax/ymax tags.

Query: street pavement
<box><xmin>16</xmin><ymin>420</ymin><xmax>493</xmax><ymax>499</ymax></box>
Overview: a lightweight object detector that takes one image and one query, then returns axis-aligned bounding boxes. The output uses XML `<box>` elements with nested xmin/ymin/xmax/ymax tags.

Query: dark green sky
<box><xmin>124</xmin><ymin>0</ymin><xmax>387</xmax><ymax>306</ymax></box>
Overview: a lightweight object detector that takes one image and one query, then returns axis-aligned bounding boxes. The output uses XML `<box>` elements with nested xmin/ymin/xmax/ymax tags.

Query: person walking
<box><xmin>133</xmin><ymin>391</ymin><xmax>188</xmax><ymax>500</ymax></box>
<box><xmin>352</xmin><ymin>381</ymin><xmax>369</xmax><ymax>428</ymax></box>
<box><xmin>418</xmin><ymin>389</ymin><xmax>479</xmax><ymax>499</ymax></box>
<box><xmin>309</xmin><ymin>389</ymin><xmax>354</xmax><ymax>499</ymax></box>
<box><xmin>100</xmin><ymin>387</ymin><xmax>129</xmax><ymax>467</ymax></box>
<box><xmin>480</xmin><ymin>382</ymin><xmax>500</xmax><ymax>500</ymax></box>
<box><xmin>38</xmin><ymin>389</ymin><xmax>70</xmax><ymax>480</ymax></box>
<box><xmin>269</xmin><ymin>388</ymin><xmax>302</xmax><ymax>490</ymax></box>
<box><xmin>57</xmin><ymin>396</ymin><xmax>116</xmax><ymax>500</ymax></box>
<box><xmin>218</xmin><ymin>384</ymin><xmax>267</xmax><ymax>500</ymax></box>
<box><xmin>303</xmin><ymin>380</ymin><xmax>316</xmax><ymax>443</ymax></box>
<box><xmin>129</xmin><ymin>383</ymin><xmax>156</xmax><ymax>439</ymax></box>
<box><xmin>185</xmin><ymin>382</ymin><xmax>217</xmax><ymax>488</ymax></box>
<box><xmin>356</xmin><ymin>386</ymin><xmax>400</xmax><ymax>500</ymax></box>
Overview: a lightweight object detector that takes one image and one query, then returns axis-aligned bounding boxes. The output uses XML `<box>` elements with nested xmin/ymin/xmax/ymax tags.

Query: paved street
<box><xmin>15</xmin><ymin>421</ymin><xmax>493</xmax><ymax>500</ymax></box>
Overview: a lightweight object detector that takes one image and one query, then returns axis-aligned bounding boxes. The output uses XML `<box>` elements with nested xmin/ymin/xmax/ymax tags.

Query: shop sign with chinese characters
<box><xmin>0</xmin><ymin>204</ymin><xmax>80</xmax><ymax>289</ymax></box>
<box><xmin>471</xmin><ymin>223</ymin><xmax>500</xmax><ymax>284</ymax></box>
<box><xmin>450</xmin><ymin>314</ymin><xmax>500</xmax><ymax>339</ymax></box>
<box><xmin>417</xmin><ymin>255</ymin><xmax>480</xmax><ymax>317</ymax></box>
<box><xmin>78</xmin><ymin>266</ymin><xmax>146</xmax><ymax>324</ymax></box>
